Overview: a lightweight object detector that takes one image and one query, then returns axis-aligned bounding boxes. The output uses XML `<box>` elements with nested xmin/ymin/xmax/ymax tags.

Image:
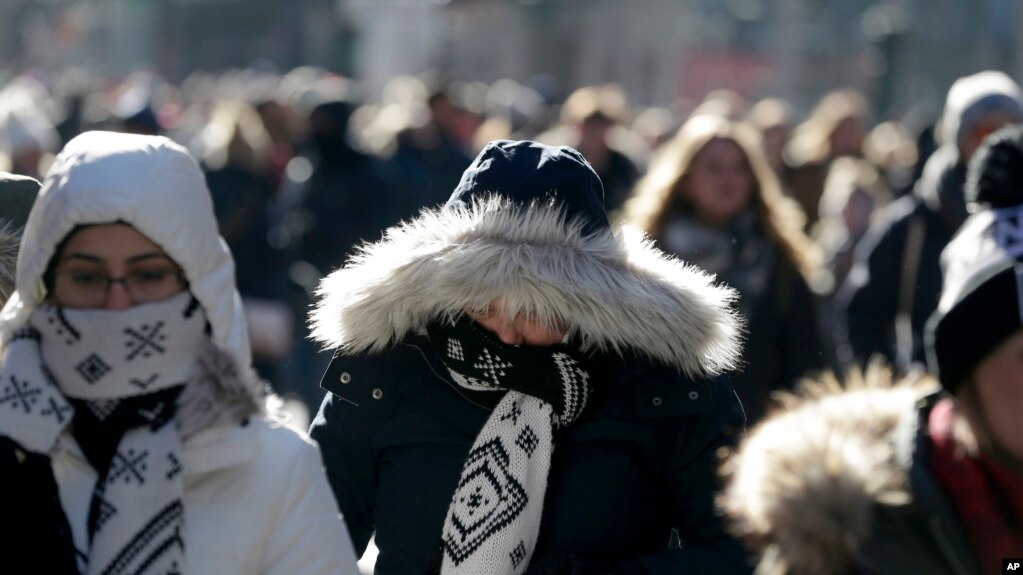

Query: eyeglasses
<box><xmin>53</xmin><ymin>266</ymin><xmax>186</xmax><ymax>308</ymax></box>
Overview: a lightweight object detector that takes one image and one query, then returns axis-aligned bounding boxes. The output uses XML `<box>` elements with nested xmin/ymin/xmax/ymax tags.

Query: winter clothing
<box><xmin>284</xmin><ymin>100</ymin><xmax>396</xmax><ymax>276</ymax></box>
<box><xmin>0</xmin><ymin>131</ymin><xmax>358</xmax><ymax>574</ymax></box>
<box><xmin>726</xmin><ymin>125</ymin><xmax>1023</xmax><ymax>575</ymax></box>
<box><xmin>724</xmin><ymin>382</ymin><xmax>982</xmax><ymax>575</ymax></box>
<box><xmin>837</xmin><ymin>72</ymin><xmax>1023</xmax><ymax>370</ymax></box>
<box><xmin>310</xmin><ymin>140</ymin><xmax>750</xmax><ymax>574</ymax></box>
<box><xmin>0</xmin><ymin>293</ymin><xmax>207</xmax><ymax>573</ymax></box>
<box><xmin>658</xmin><ymin>210</ymin><xmax>824</xmax><ymax>422</ymax></box>
<box><xmin>427</xmin><ymin>315</ymin><xmax>594</xmax><ymax>574</ymax></box>
<box><xmin>939</xmin><ymin>71</ymin><xmax>1023</xmax><ymax>158</ymax></box>
<box><xmin>0</xmin><ymin>223</ymin><xmax>17</xmax><ymax>306</ymax></box>
<box><xmin>836</xmin><ymin>145</ymin><xmax>963</xmax><ymax>368</ymax></box>
<box><xmin>927</xmin><ymin>125</ymin><xmax>1023</xmax><ymax>389</ymax></box>
<box><xmin>927</xmin><ymin>398</ymin><xmax>1023</xmax><ymax>575</ymax></box>
<box><xmin>593</xmin><ymin>148</ymin><xmax>641</xmax><ymax>214</ymax></box>
<box><xmin>0</xmin><ymin>171</ymin><xmax>40</xmax><ymax>231</ymax></box>
<box><xmin>0</xmin><ymin>172</ymin><xmax>40</xmax><ymax>305</ymax></box>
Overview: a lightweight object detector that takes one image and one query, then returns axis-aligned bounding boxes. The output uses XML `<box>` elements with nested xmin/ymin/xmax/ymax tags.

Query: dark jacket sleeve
<box><xmin>309</xmin><ymin>385</ymin><xmax>376</xmax><ymax>557</ymax></box>
<box><xmin>781</xmin><ymin>267</ymin><xmax>826</xmax><ymax>387</ymax></box>
<box><xmin>837</xmin><ymin>200</ymin><xmax>914</xmax><ymax>367</ymax></box>
<box><xmin>636</xmin><ymin>377</ymin><xmax>753</xmax><ymax>575</ymax></box>
<box><xmin>0</xmin><ymin>437</ymin><xmax>79</xmax><ymax>574</ymax></box>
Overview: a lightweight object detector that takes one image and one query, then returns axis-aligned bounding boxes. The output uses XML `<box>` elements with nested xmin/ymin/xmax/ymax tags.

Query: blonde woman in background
<box><xmin>623</xmin><ymin>114</ymin><xmax>824</xmax><ymax>422</ymax></box>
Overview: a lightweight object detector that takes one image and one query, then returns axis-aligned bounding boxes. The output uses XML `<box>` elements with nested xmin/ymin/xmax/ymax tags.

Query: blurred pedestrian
<box><xmin>310</xmin><ymin>139</ymin><xmax>750</xmax><ymax>574</ymax></box>
<box><xmin>538</xmin><ymin>84</ymin><xmax>642</xmax><ymax>213</ymax></box>
<box><xmin>624</xmin><ymin>114</ymin><xmax>824</xmax><ymax>422</ymax></box>
<box><xmin>837</xmin><ymin>71</ymin><xmax>1023</xmax><ymax>371</ymax></box>
<box><xmin>784</xmin><ymin>89</ymin><xmax>868</xmax><ymax>230</ymax></box>
<box><xmin>0</xmin><ymin>131</ymin><xmax>358</xmax><ymax>574</ymax></box>
<box><xmin>723</xmin><ymin>124</ymin><xmax>1023</xmax><ymax>575</ymax></box>
<box><xmin>813</xmin><ymin>157</ymin><xmax>892</xmax><ymax>294</ymax></box>
<box><xmin>747</xmin><ymin>97</ymin><xmax>793</xmax><ymax>181</ymax></box>
<box><xmin>194</xmin><ymin>99</ymin><xmax>297</xmax><ymax>400</ymax></box>
<box><xmin>377</xmin><ymin>76</ymin><xmax>474</xmax><ymax>221</ymax></box>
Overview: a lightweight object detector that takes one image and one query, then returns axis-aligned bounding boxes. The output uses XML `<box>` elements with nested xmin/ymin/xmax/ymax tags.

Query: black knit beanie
<box><xmin>926</xmin><ymin>124</ymin><xmax>1023</xmax><ymax>390</ymax></box>
<box><xmin>445</xmin><ymin>139</ymin><xmax>608</xmax><ymax>235</ymax></box>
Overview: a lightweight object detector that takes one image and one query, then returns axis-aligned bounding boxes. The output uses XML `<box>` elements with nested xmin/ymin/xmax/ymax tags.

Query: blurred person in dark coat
<box><xmin>724</xmin><ymin>125</ymin><xmax>1023</xmax><ymax>575</ymax></box>
<box><xmin>377</xmin><ymin>76</ymin><xmax>474</xmax><ymax>222</ymax></box>
<box><xmin>836</xmin><ymin>71</ymin><xmax>1023</xmax><ymax>371</ymax></box>
<box><xmin>194</xmin><ymin>99</ymin><xmax>297</xmax><ymax>399</ymax></box>
<box><xmin>537</xmin><ymin>85</ymin><xmax>642</xmax><ymax>213</ymax></box>
<box><xmin>279</xmin><ymin>94</ymin><xmax>392</xmax><ymax>276</ymax></box>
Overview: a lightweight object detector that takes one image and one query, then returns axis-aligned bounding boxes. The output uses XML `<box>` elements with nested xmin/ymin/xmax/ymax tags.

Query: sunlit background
<box><xmin>3</xmin><ymin>0</ymin><xmax>1021</xmax><ymax>114</ymax></box>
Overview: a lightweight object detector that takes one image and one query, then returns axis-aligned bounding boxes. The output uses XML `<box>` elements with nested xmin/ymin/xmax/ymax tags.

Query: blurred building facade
<box><xmin>2</xmin><ymin>0</ymin><xmax>1022</xmax><ymax>119</ymax></box>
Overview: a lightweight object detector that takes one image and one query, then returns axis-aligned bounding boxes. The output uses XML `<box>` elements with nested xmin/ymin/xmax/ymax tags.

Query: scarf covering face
<box><xmin>428</xmin><ymin>314</ymin><xmax>592</xmax><ymax>575</ymax></box>
<box><xmin>0</xmin><ymin>291</ymin><xmax>206</xmax><ymax>575</ymax></box>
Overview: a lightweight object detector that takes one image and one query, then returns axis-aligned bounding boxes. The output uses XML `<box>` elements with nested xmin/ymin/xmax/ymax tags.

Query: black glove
<box><xmin>523</xmin><ymin>552</ymin><xmax>647</xmax><ymax>575</ymax></box>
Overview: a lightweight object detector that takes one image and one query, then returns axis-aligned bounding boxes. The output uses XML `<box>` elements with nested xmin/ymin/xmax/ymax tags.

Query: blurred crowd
<box><xmin>0</xmin><ymin>64</ymin><xmax>1017</xmax><ymax>424</ymax></box>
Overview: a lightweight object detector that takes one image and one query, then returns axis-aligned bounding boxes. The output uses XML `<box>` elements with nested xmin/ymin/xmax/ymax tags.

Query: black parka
<box><xmin>307</xmin><ymin>140</ymin><xmax>750</xmax><ymax>575</ymax></box>
<box><xmin>310</xmin><ymin>337</ymin><xmax>750</xmax><ymax>574</ymax></box>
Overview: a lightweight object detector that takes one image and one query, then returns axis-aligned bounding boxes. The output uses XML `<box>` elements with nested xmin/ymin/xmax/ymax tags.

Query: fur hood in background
<box><xmin>722</xmin><ymin>370</ymin><xmax>939</xmax><ymax>575</ymax></box>
<box><xmin>311</xmin><ymin>195</ymin><xmax>743</xmax><ymax>378</ymax></box>
<box><xmin>0</xmin><ymin>222</ymin><xmax>17</xmax><ymax>305</ymax></box>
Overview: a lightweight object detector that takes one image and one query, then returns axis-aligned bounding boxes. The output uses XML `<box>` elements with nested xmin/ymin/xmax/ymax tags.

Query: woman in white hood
<box><xmin>0</xmin><ymin>131</ymin><xmax>358</xmax><ymax>574</ymax></box>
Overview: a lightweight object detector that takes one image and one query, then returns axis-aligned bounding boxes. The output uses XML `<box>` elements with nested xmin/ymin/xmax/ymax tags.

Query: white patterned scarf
<box><xmin>427</xmin><ymin>314</ymin><xmax>592</xmax><ymax>575</ymax></box>
<box><xmin>0</xmin><ymin>291</ymin><xmax>206</xmax><ymax>575</ymax></box>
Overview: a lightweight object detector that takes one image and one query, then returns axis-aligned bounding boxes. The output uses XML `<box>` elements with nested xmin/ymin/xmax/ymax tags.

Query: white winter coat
<box><xmin>0</xmin><ymin>131</ymin><xmax>359</xmax><ymax>574</ymax></box>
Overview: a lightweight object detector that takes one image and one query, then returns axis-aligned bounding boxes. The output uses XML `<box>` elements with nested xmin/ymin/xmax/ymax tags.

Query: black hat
<box><xmin>0</xmin><ymin>171</ymin><xmax>41</xmax><ymax>229</ymax></box>
<box><xmin>446</xmin><ymin>139</ymin><xmax>608</xmax><ymax>235</ymax></box>
<box><xmin>926</xmin><ymin>124</ymin><xmax>1023</xmax><ymax>390</ymax></box>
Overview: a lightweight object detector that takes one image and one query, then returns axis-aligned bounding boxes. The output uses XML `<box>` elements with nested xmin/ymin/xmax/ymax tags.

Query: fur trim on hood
<box><xmin>0</xmin><ymin>222</ymin><xmax>17</xmax><ymax>306</ymax></box>
<box><xmin>311</xmin><ymin>195</ymin><xmax>743</xmax><ymax>377</ymax></box>
<box><xmin>178</xmin><ymin>340</ymin><xmax>266</xmax><ymax>439</ymax></box>
<box><xmin>721</xmin><ymin>368</ymin><xmax>938</xmax><ymax>575</ymax></box>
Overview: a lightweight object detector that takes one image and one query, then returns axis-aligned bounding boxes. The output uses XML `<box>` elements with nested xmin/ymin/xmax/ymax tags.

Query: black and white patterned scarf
<box><xmin>0</xmin><ymin>291</ymin><xmax>206</xmax><ymax>575</ymax></box>
<box><xmin>427</xmin><ymin>314</ymin><xmax>592</xmax><ymax>575</ymax></box>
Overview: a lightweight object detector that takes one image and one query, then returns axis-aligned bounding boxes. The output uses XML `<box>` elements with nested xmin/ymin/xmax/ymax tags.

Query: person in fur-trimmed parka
<box><xmin>309</xmin><ymin>139</ymin><xmax>751</xmax><ymax>575</ymax></box>
<box><xmin>723</xmin><ymin>126</ymin><xmax>1023</xmax><ymax>575</ymax></box>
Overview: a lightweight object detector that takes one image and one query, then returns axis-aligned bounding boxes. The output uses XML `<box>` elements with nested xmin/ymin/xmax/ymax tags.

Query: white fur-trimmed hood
<box><xmin>310</xmin><ymin>195</ymin><xmax>743</xmax><ymax>377</ymax></box>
